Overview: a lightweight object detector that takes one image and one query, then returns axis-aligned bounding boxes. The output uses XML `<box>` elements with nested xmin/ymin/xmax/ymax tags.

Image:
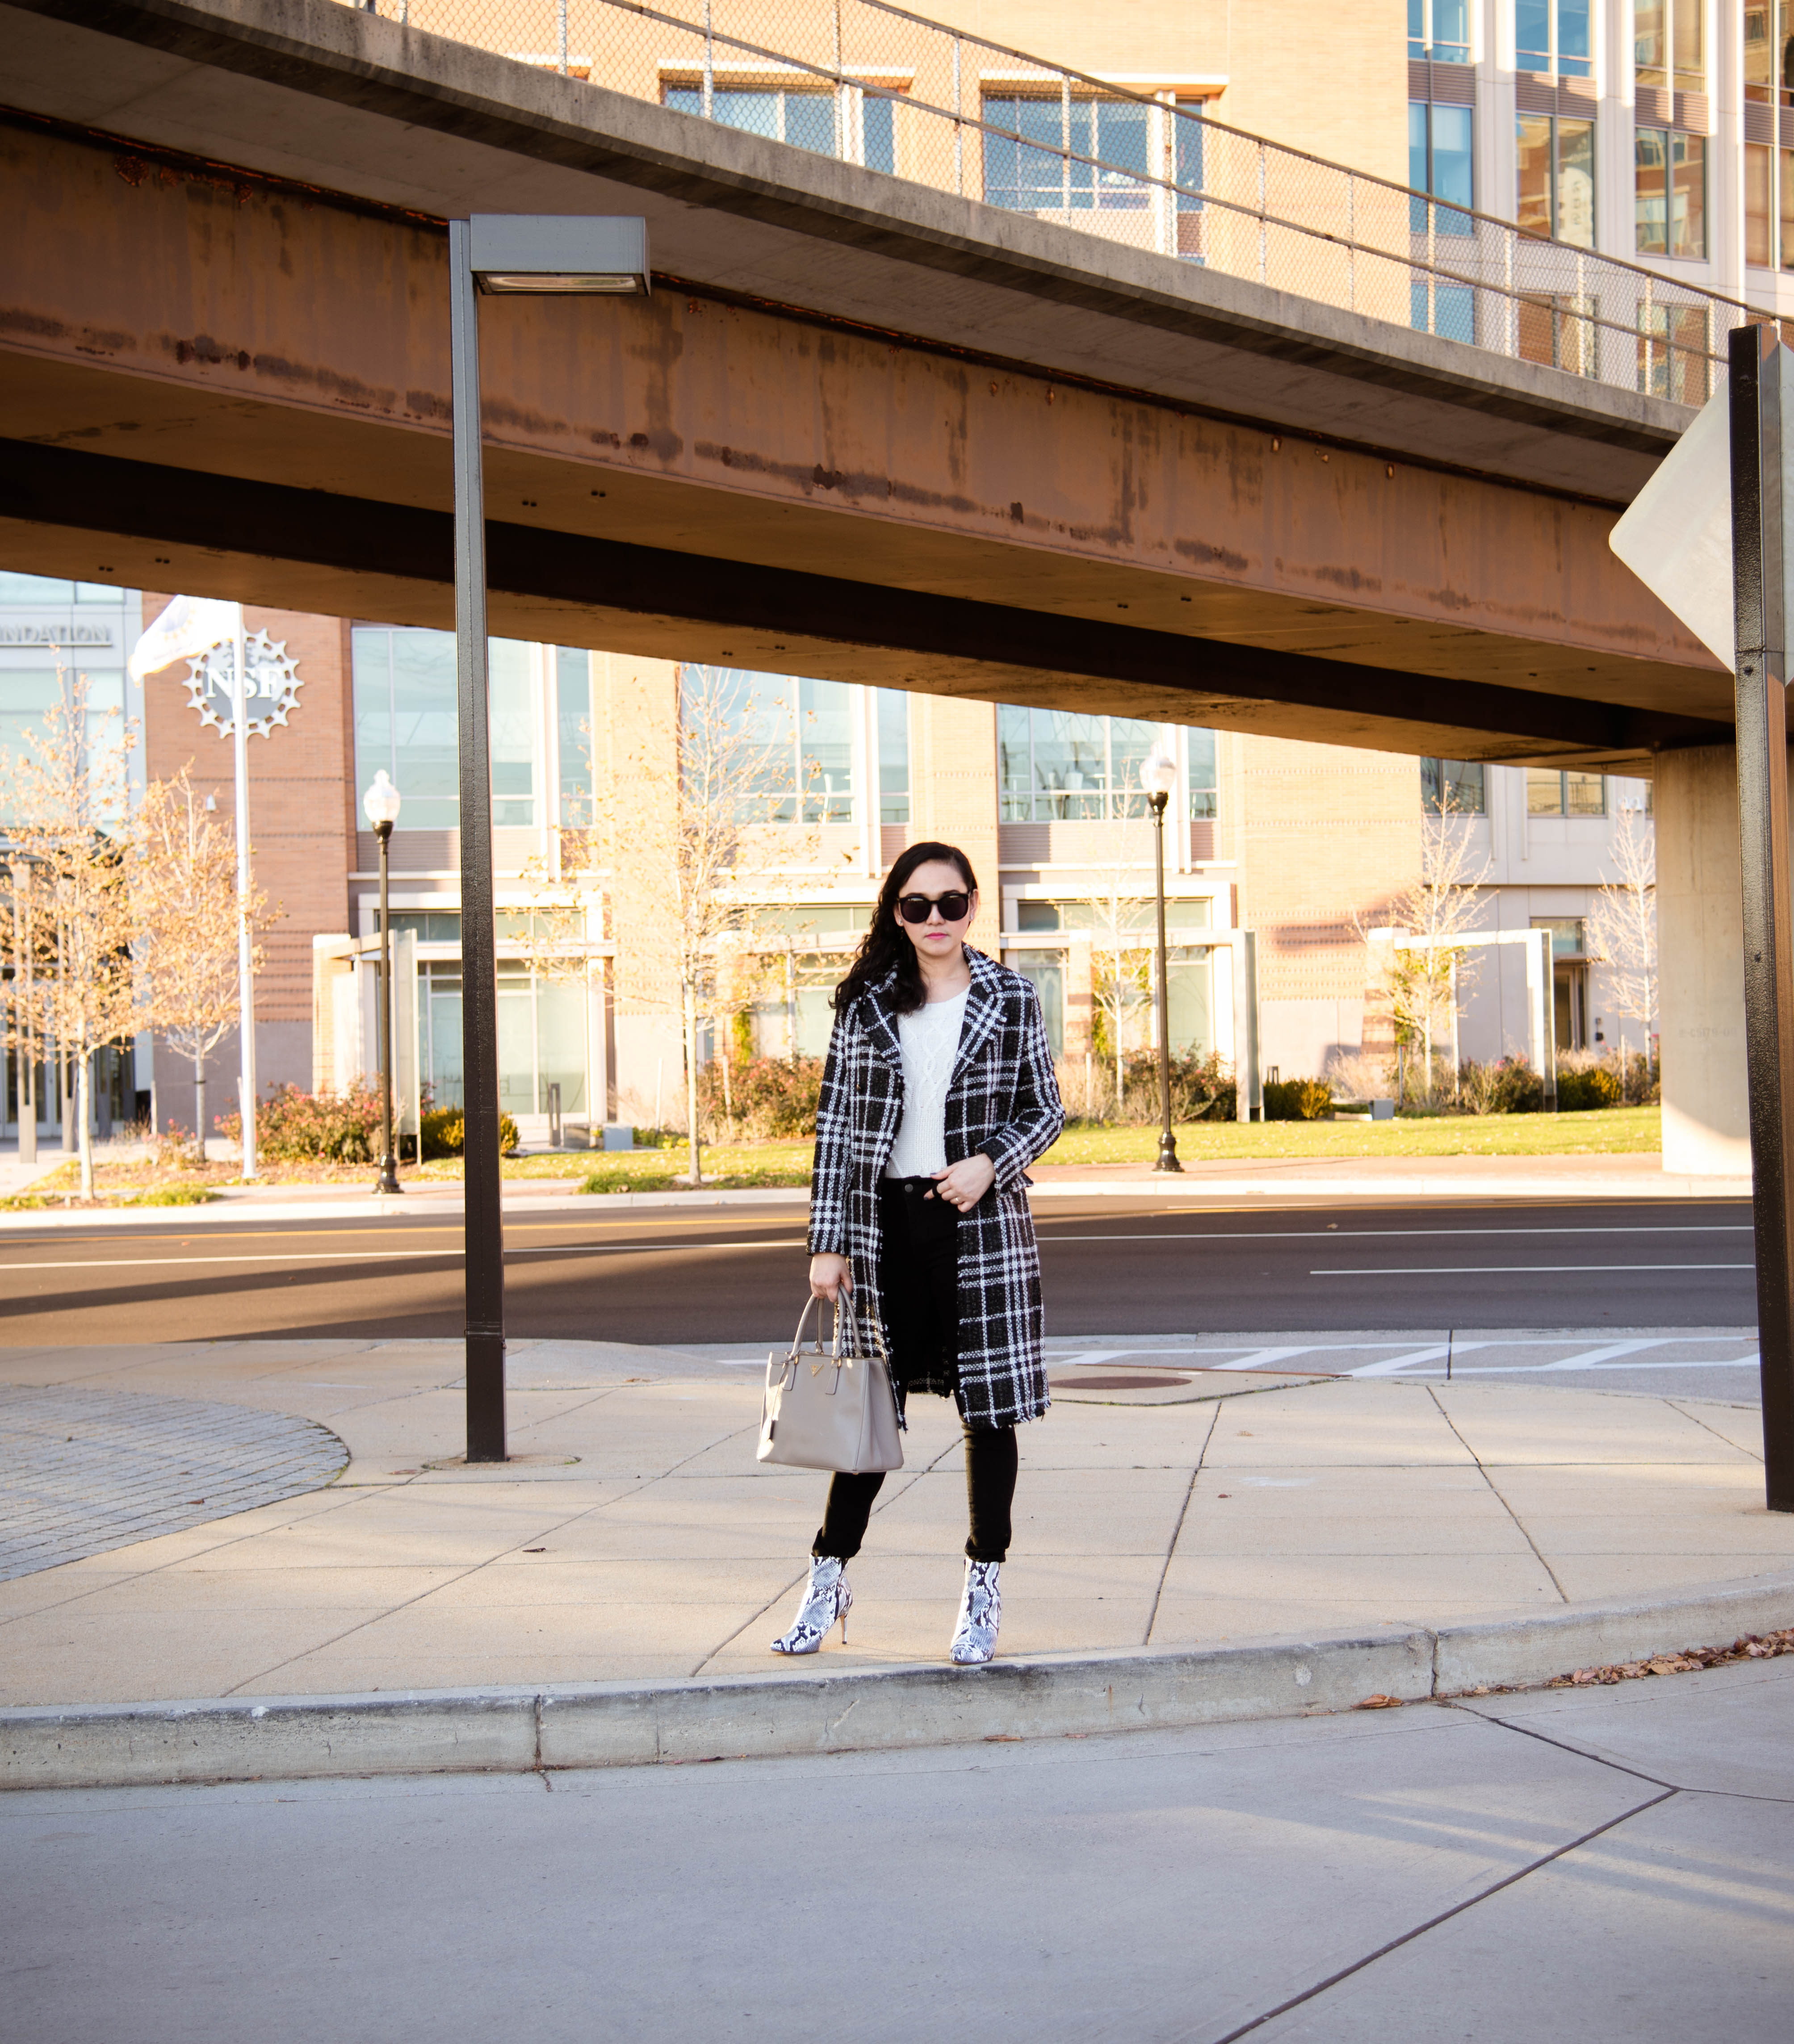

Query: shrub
<box><xmin>1107</xmin><ymin>1049</ymin><xmax>1236</xmax><ymax>1124</ymax></box>
<box><xmin>696</xmin><ymin>1056</ymin><xmax>825</xmax><ymax>1140</ymax></box>
<box><xmin>1263</xmin><ymin>1077</ymin><xmax>1333</xmax><ymax>1122</ymax></box>
<box><xmin>220</xmin><ymin>1081</ymin><xmax>384</xmax><ymax>1162</ymax></box>
<box><xmin>421</xmin><ymin>1107</ymin><xmax>520</xmax><ymax>1159</ymax></box>
<box><xmin>1556</xmin><ymin>1064</ymin><xmax>1623</xmax><ymax>1112</ymax></box>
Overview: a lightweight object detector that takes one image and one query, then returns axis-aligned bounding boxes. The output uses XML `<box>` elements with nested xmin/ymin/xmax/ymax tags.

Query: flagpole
<box><xmin>232</xmin><ymin>603</ymin><xmax>257</xmax><ymax>1181</ymax></box>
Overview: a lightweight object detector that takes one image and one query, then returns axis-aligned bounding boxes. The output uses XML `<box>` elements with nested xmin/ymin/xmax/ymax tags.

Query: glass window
<box><xmin>1781</xmin><ymin>147</ymin><xmax>1794</xmax><ymax>270</ymax></box>
<box><xmin>351</xmin><ymin>626</ymin><xmax>537</xmax><ymax>832</ymax></box>
<box><xmin>1636</xmin><ymin>0</ymin><xmax>1706</xmax><ymax>92</ymax></box>
<box><xmin>1519</xmin><ymin>0</ymin><xmax>1591</xmax><ymax>76</ymax></box>
<box><xmin>1420</xmin><ymin>758</ymin><xmax>1487</xmax><ymax>813</ymax></box>
<box><xmin>997</xmin><ymin>706</ymin><xmax>1170</xmax><ymax>820</ymax></box>
<box><xmin>1517</xmin><ymin>116</ymin><xmax>1594</xmax><ymax>246</ymax></box>
<box><xmin>1166</xmin><ymin>946</ymin><xmax>1215</xmax><ymax>1056</ymax></box>
<box><xmin>495</xmin><ymin>964</ymin><xmax>589</xmax><ymax>1117</ymax></box>
<box><xmin>1409</xmin><ymin>102</ymin><xmax>1475</xmax><ymax>236</ymax></box>
<box><xmin>1016</xmin><ymin>901</ymin><xmax>1061</xmax><ymax>931</ymax></box>
<box><xmin>1638</xmin><ymin>300</ymin><xmax>1712</xmax><ymax>403</ymax></box>
<box><xmin>1748</xmin><ymin>2</ymin><xmax>1775</xmax><ymax>99</ymax></box>
<box><xmin>692</xmin><ymin>667</ymin><xmax>856</xmax><ymax>824</ymax></box>
<box><xmin>863</xmin><ymin>92</ymin><xmax>895</xmax><ymax>174</ymax></box>
<box><xmin>876</xmin><ymin>687</ymin><xmax>910</xmax><ymax>824</ymax></box>
<box><xmin>1006</xmin><ymin>949</ymin><xmax>1065</xmax><ymax>1055</ymax></box>
<box><xmin>1527</xmin><ymin>769</ymin><xmax>1606</xmax><ymax>816</ymax></box>
<box><xmin>663</xmin><ymin>84</ymin><xmax>837</xmax><ymax>156</ymax></box>
<box><xmin>0</xmin><ymin>573</ymin><xmax>124</xmax><ymax>605</ymax></box>
<box><xmin>1532</xmin><ymin>916</ymin><xmax>1587</xmax><ymax>958</ymax></box>
<box><xmin>1635</xmin><ymin>0</ymin><xmax>1668</xmax><ymax>85</ymax></box>
<box><xmin>387</xmin><ymin>911</ymin><xmax>463</xmax><ymax>943</ymax></box>
<box><xmin>1411</xmin><ymin>0</ymin><xmax>1469</xmax><ymax>61</ymax></box>
<box><xmin>555</xmin><ymin>647</ymin><xmax>593</xmax><ymax>828</ymax></box>
<box><xmin>1188</xmin><ymin>729</ymin><xmax>1218</xmax><ymax>821</ymax></box>
<box><xmin>982</xmin><ymin>95</ymin><xmax>1154</xmax><ymax>214</ymax></box>
<box><xmin>1636</xmin><ymin>126</ymin><xmax>1705</xmax><ymax>260</ymax></box>
<box><xmin>1748</xmin><ymin>141</ymin><xmax>1774</xmax><ymax>266</ymax></box>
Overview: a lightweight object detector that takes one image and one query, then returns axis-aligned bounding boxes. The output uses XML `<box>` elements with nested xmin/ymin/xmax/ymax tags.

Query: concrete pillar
<box><xmin>910</xmin><ymin>695</ymin><xmax>999</xmax><ymax>917</ymax></box>
<box><xmin>1655</xmin><ymin>743</ymin><xmax>1787</xmax><ymax>1175</ymax></box>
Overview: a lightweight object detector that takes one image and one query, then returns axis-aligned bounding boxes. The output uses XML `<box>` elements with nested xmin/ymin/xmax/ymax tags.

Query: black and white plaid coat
<box><xmin>808</xmin><ymin>946</ymin><xmax>1065</xmax><ymax>1430</ymax></box>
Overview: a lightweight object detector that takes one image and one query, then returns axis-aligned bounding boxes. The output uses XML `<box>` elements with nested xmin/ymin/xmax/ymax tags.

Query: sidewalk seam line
<box><xmin>1144</xmin><ymin>1403</ymin><xmax>1218</xmax><ymax>1648</ymax></box>
<box><xmin>1666</xmin><ymin>1397</ymin><xmax>1767</xmax><ymax>1463</ymax></box>
<box><xmin>1195</xmin><ymin>1786</ymin><xmax>1678</xmax><ymax>2044</ymax></box>
<box><xmin>1426</xmin><ymin>1385</ymin><xmax>1570</xmax><ymax>1604</ymax></box>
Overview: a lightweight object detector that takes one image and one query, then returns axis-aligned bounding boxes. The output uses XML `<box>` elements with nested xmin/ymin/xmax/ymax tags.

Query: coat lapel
<box><xmin>950</xmin><ymin>947</ymin><xmax>1005</xmax><ymax>1085</ymax></box>
<box><xmin>857</xmin><ymin>972</ymin><xmax>905</xmax><ymax>1070</ymax></box>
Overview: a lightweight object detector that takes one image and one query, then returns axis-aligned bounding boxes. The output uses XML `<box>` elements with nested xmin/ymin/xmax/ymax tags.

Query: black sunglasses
<box><xmin>896</xmin><ymin>890</ymin><xmax>971</xmax><ymax>925</ymax></box>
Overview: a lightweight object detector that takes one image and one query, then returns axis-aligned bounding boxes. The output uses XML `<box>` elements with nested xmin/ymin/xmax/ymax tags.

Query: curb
<box><xmin>6</xmin><ymin>1571</ymin><xmax>1791</xmax><ymax>1793</ymax></box>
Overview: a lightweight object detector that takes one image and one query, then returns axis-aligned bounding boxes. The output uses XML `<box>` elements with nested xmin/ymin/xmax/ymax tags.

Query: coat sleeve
<box><xmin>807</xmin><ymin>1006</ymin><xmax>856</xmax><ymax>1255</ymax></box>
<box><xmin>979</xmin><ymin>981</ymin><xmax>1065</xmax><ymax>1192</ymax></box>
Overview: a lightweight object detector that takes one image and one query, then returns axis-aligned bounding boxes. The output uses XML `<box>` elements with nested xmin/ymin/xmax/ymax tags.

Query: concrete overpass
<box><xmin>0</xmin><ymin>0</ymin><xmax>1762</xmax><ymax>1172</ymax></box>
<box><xmin>0</xmin><ymin>0</ymin><xmax>1735</xmax><ymax>773</ymax></box>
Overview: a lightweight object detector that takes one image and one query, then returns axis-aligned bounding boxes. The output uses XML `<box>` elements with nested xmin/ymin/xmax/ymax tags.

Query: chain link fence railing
<box><xmin>357</xmin><ymin>0</ymin><xmax>1765</xmax><ymax>404</ymax></box>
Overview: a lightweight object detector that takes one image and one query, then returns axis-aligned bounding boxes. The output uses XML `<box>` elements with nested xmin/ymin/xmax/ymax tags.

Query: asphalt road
<box><xmin>0</xmin><ymin>1195</ymin><xmax>1757</xmax><ymax>1347</ymax></box>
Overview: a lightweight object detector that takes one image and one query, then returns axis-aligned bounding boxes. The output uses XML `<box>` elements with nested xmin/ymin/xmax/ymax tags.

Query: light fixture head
<box><xmin>467</xmin><ymin>215</ymin><xmax>651</xmax><ymax>296</ymax></box>
<box><xmin>1139</xmin><ymin>746</ymin><xmax>1178</xmax><ymax>800</ymax></box>
<box><xmin>363</xmin><ymin>769</ymin><xmax>403</xmax><ymax>831</ymax></box>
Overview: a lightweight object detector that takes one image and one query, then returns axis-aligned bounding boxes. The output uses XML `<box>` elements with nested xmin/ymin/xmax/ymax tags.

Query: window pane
<box><xmin>488</xmin><ymin>638</ymin><xmax>537</xmax><ymax>828</ymax></box>
<box><xmin>1672</xmin><ymin>0</ymin><xmax>1704</xmax><ymax>91</ymax></box>
<box><xmin>0</xmin><ymin>573</ymin><xmax>77</xmax><ymax>604</ymax></box>
<box><xmin>1432</xmin><ymin>0</ymin><xmax>1470</xmax><ymax>62</ymax></box>
<box><xmin>1093</xmin><ymin>98</ymin><xmax>1151</xmax><ymax>209</ymax></box>
<box><xmin>1431</xmin><ymin>103</ymin><xmax>1474</xmax><ymax>216</ymax></box>
<box><xmin>1565</xmin><ymin>770</ymin><xmax>1606</xmax><ymax>816</ymax></box>
<box><xmin>1670</xmin><ymin>130</ymin><xmax>1706</xmax><ymax>258</ymax></box>
<box><xmin>1166</xmin><ymin>946</ymin><xmax>1213</xmax><ymax>1055</ymax></box>
<box><xmin>784</xmin><ymin>90</ymin><xmax>834</xmax><ymax>155</ymax></box>
<box><xmin>1029</xmin><ymin>709</ymin><xmax>1109</xmax><ymax>819</ymax></box>
<box><xmin>536</xmin><ymin>977</ymin><xmax>588</xmax><ymax>1115</ymax></box>
<box><xmin>1409</xmin><ymin>102</ymin><xmax>1430</xmax><ymax>235</ymax></box>
<box><xmin>1174</xmin><ymin>104</ymin><xmax>1203</xmax><ymax>205</ymax></box>
<box><xmin>1748</xmin><ymin>2</ymin><xmax>1775</xmax><ymax>98</ymax></box>
<box><xmin>697</xmin><ymin>668</ymin><xmax>796</xmax><ymax>823</ymax></box>
<box><xmin>997</xmin><ymin>704</ymin><xmax>1032</xmax><ymax>821</ymax></box>
<box><xmin>496</xmin><ymin>979</ymin><xmax>535</xmax><ymax>1116</ymax></box>
<box><xmin>714</xmin><ymin>88</ymin><xmax>779</xmax><ymax>141</ymax></box>
<box><xmin>983</xmin><ymin>96</ymin><xmax>1069</xmax><ymax>212</ymax></box>
<box><xmin>1782</xmin><ymin>148</ymin><xmax>1794</xmax><ymax>271</ymax></box>
<box><xmin>863</xmin><ymin>92</ymin><xmax>895</xmax><ymax>174</ymax></box>
<box><xmin>1408</xmin><ymin>0</ymin><xmax>1426</xmax><ymax>60</ymax></box>
<box><xmin>799</xmin><ymin>674</ymin><xmax>855</xmax><ymax>822</ymax></box>
<box><xmin>876</xmin><ymin>687</ymin><xmax>910</xmax><ymax>824</ymax></box>
<box><xmin>1558</xmin><ymin>0</ymin><xmax>1592</xmax><ymax>74</ymax></box>
<box><xmin>1423</xmin><ymin>758</ymin><xmax>1485</xmax><ymax>812</ymax></box>
<box><xmin>1008</xmin><ymin>951</ymin><xmax>1064</xmax><ymax>1054</ymax></box>
<box><xmin>1107</xmin><ymin>718</ymin><xmax>1160</xmax><ymax>818</ymax></box>
<box><xmin>1556</xmin><ymin>118</ymin><xmax>1595</xmax><ymax>244</ymax></box>
<box><xmin>1748</xmin><ymin>142</ymin><xmax>1773</xmax><ymax>264</ymax></box>
<box><xmin>556</xmin><ymin>646</ymin><xmax>593</xmax><ymax>827</ymax></box>
<box><xmin>1533</xmin><ymin>916</ymin><xmax>1586</xmax><ymax>957</ymax></box>
<box><xmin>1516</xmin><ymin>0</ymin><xmax>1552</xmax><ymax>71</ymax></box>
<box><xmin>1188</xmin><ymin>728</ymin><xmax>1218</xmax><ymax>820</ymax></box>
<box><xmin>663</xmin><ymin>85</ymin><xmax>700</xmax><ymax>115</ymax></box>
<box><xmin>1635</xmin><ymin>126</ymin><xmax>1669</xmax><ymax>254</ymax></box>
<box><xmin>1635</xmin><ymin>0</ymin><xmax>1667</xmax><ymax>86</ymax></box>
<box><xmin>1526</xmin><ymin>768</ymin><xmax>1566</xmax><ymax>815</ymax></box>
<box><xmin>1517</xmin><ymin>115</ymin><xmax>1554</xmax><ymax>237</ymax></box>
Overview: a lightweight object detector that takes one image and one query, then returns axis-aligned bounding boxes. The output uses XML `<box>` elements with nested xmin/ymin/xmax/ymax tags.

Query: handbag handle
<box><xmin>788</xmin><ymin>1290</ymin><xmax>863</xmax><ymax>1366</ymax></box>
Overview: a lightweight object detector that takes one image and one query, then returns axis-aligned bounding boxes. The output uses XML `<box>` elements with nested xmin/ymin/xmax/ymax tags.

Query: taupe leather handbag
<box><xmin>757</xmin><ymin>1294</ymin><xmax>904</xmax><ymax>1473</ymax></box>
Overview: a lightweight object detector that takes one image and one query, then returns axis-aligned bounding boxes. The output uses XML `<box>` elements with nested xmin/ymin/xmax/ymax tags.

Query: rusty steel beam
<box><xmin>0</xmin><ymin>438</ymin><xmax>1727</xmax><ymax>765</ymax></box>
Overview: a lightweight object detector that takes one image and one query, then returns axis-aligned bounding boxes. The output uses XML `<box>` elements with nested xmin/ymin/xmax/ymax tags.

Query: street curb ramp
<box><xmin>6</xmin><ymin>1570</ymin><xmax>1792</xmax><ymax>1791</ymax></box>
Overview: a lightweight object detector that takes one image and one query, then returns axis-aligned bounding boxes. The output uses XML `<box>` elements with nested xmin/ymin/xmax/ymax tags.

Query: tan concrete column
<box><xmin>1656</xmin><ymin>745</ymin><xmax>1755</xmax><ymax>1174</ymax></box>
<box><xmin>910</xmin><ymin>695</ymin><xmax>999</xmax><ymax>915</ymax></box>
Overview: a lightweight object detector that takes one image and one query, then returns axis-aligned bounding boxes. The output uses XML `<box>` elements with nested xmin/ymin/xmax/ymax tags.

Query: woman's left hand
<box><xmin>931</xmin><ymin>1152</ymin><xmax>996</xmax><ymax>1213</ymax></box>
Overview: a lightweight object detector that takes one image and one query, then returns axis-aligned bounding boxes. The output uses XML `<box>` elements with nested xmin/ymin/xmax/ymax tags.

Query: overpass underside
<box><xmin>0</xmin><ymin>0</ymin><xmax>1733</xmax><ymax>768</ymax></box>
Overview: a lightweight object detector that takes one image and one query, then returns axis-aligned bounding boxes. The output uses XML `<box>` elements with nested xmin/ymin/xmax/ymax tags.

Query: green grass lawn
<box><xmin>1037</xmin><ymin>1105</ymin><xmax>1661</xmax><ymax>1165</ymax></box>
<box><xmin>7</xmin><ymin>1108</ymin><xmax>1660</xmax><ymax>1207</ymax></box>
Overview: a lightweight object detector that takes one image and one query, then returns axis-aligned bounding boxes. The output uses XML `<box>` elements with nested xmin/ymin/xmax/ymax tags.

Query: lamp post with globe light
<box><xmin>1140</xmin><ymin>746</ymin><xmax>1183</xmax><ymax>1174</ymax></box>
<box><xmin>363</xmin><ymin>770</ymin><xmax>403</xmax><ymax>1198</ymax></box>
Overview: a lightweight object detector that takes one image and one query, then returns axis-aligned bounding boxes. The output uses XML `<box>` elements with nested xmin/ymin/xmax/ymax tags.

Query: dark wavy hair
<box><xmin>834</xmin><ymin>841</ymin><xmax>980</xmax><ymax>1018</ymax></box>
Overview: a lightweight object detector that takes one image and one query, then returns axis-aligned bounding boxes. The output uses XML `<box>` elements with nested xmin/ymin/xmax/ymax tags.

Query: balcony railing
<box><xmin>360</xmin><ymin>0</ymin><xmax>1767</xmax><ymax>404</ymax></box>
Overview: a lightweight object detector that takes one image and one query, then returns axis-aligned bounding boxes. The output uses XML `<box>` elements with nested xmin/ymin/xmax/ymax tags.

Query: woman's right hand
<box><xmin>809</xmin><ymin>1252</ymin><xmax>852</xmax><ymax>1303</ymax></box>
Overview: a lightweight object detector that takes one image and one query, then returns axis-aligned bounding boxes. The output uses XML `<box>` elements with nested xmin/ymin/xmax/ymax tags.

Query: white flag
<box><xmin>128</xmin><ymin>596</ymin><xmax>239</xmax><ymax>683</ymax></box>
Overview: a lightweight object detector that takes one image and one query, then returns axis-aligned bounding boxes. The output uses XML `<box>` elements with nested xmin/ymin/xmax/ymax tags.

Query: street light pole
<box><xmin>363</xmin><ymin>771</ymin><xmax>404</xmax><ymax>1198</ymax></box>
<box><xmin>450</xmin><ymin>213</ymin><xmax>650</xmax><ymax>1466</ymax></box>
<box><xmin>1140</xmin><ymin>747</ymin><xmax>1182</xmax><ymax>1174</ymax></box>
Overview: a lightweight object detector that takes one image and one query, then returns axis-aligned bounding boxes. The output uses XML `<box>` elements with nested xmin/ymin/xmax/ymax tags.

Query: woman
<box><xmin>772</xmin><ymin>841</ymin><xmax>1065</xmax><ymax>1665</ymax></box>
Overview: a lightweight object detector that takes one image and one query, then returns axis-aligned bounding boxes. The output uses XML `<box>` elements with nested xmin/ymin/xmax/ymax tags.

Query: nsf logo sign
<box><xmin>185</xmin><ymin>632</ymin><xmax>304</xmax><ymax>740</ymax></box>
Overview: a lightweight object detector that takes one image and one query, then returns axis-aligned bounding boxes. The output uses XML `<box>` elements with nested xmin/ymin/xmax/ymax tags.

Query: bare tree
<box><xmin>1357</xmin><ymin>793</ymin><xmax>1492</xmax><ymax>1105</ymax></box>
<box><xmin>595</xmin><ymin>664</ymin><xmax>817</xmax><ymax>1184</ymax></box>
<box><xmin>1585</xmin><ymin>801</ymin><xmax>1657</xmax><ymax>1062</ymax></box>
<box><xmin>0</xmin><ymin>674</ymin><xmax>138</xmax><ymax>1200</ymax></box>
<box><xmin>1077</xmin><ymin>825</ymin><xmax>1154</xmax><ymax>1115</ymax></box>
<box><xmin>133</xmin><ymin>766</ymin><xmax>272</xmax><ymax>1162</ymax></box>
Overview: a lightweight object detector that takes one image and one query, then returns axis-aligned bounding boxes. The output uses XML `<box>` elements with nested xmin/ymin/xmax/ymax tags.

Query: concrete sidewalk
<box><xmin>1</xmin><ymin>1336</ymin><xmax>1788</xmax><ymax>1721</ymax></box>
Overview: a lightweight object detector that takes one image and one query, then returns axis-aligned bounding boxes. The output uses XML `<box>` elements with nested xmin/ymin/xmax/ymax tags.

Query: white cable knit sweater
<box><xmin>883</xmin><ymin>988</ymin><xmax>968</xmax><ymax>1178</ymax></box>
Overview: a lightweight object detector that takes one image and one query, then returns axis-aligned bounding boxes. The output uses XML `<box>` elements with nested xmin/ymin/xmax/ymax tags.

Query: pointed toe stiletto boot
<box><xmin>771</xmin><ymin>1554</ymin><xmax>852</xmax><ymax>1654</ymax></box>
<box><xmin>950</xmin><ymin>1559</ymin><xmax>1001</xmax><ymax>1664</ymax></box>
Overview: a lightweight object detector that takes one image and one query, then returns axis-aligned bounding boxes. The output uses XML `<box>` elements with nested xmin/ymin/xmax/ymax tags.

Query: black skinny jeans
<box><xmin>814</xmin><ymin>1176</ymin><xmax>1018</xmax><ymax>1565</ymax></box>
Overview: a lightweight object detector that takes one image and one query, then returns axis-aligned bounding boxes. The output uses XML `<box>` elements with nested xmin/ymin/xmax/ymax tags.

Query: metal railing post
<box><xmin>557</xmin><ymin>0</ymin><xmax>567</xmax><ymax>75</ymax></box>
<box><xmin>953</xmin><ymin>34</ymin><xmax>962</xmax><ymax>195</ymax></box>
<box><xmin>1257</xmin><ymin>140</ymin><xmax>1266</xmax><ymax>283</ymax></box>
<box><xmin>703</xmin><ymin>0</ymin><xmax>714</xmax><ymax>120</ymax></box>
<box><xmin>832</xmin><ymin>0</ymin><xmax>844</xmax><ymax>161</ymax></box>
<box><xmin>1061</xmin><ymin>74</ymin><xmax>1072</xmax><ymax>213</ymax></box>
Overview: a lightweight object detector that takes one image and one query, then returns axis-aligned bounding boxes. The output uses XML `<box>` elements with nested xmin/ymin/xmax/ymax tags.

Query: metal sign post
<box><xmin>1730</xmin><ymin>323</ymin><xmax>1794</xmax><ymax>1512</ymax></box>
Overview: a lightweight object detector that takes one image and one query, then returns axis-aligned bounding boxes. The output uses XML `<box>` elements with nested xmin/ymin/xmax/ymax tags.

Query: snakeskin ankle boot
<box><xmin>770</xmin><ymin>1554</ymin><xmax>852</xmax><ymax>1654</ymax></box>
<box><xmin>950</xmin><ymin>1559</ymin><xmax>1002</xmax><ymax>1664</ymax></box>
